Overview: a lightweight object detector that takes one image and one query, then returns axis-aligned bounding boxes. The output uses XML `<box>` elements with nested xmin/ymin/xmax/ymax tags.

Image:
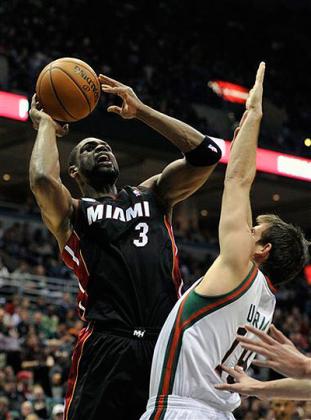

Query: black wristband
<box><xmin>184</xmin><ymin>136</ymin><xmax>222</xmax><ymax>166</ymax></box>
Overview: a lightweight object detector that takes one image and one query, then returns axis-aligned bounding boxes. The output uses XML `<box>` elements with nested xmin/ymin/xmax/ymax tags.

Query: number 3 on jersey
<box><xmin>133</xmin><ymin>222</ymin><xmax>149</xmax><ymax>247</ymax></box>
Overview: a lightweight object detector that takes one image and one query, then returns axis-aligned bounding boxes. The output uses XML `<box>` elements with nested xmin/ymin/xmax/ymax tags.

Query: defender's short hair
<box><xmin>257</xmin><ymin>214</ymin><xmax>310</xmax><ymax>285</ymax></box>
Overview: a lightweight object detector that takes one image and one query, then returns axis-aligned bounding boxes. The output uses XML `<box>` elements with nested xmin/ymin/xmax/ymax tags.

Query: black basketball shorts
<box><xmin>64</xmin><ymin>323</ymin><xmax>160</xmax><ymax>420</ymax></box>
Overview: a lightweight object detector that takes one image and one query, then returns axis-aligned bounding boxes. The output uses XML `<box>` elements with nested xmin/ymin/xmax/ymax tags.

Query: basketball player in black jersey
<box><xmin>29</xmin><ymin>74</ymin><xmax>221</xmax><ymax>420</ymax></box>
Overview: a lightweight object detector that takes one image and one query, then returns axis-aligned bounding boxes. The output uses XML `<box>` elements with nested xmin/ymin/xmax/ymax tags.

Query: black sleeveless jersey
<box><xmin>62</xmin><ymin>186</ymin><xmax>182</xmax><ymax>329</ymax></box>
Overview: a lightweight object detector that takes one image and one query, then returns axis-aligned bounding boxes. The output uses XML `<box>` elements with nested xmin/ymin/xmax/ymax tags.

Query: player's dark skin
<box><xmin>29</xmin><ymin>74</ymin><xmax>219</xmax><ymax>251</ymax></box>
<box><xmin>69</xmin><ymin>138</ymin><xmax>119</xmax><ymax>197</ymax></box>
<box><xmin>29</xmin><ymin>74</ymin><xmax>223</xmax><ymax>420</ymax></box>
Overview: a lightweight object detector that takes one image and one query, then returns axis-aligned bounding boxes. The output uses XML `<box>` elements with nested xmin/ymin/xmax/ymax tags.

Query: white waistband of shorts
<box><xmin>147</xmin><ymin>395</ymin><xmax>233</xmax><ymax>415</ymax></box>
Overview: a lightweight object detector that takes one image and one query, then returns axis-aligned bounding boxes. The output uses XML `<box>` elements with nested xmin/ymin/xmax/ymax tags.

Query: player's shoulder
<box><xmin>81</xmin><ymin>197</ymin><xmax>97</xmax><ymax>203</ymax></box>
<box><xmin>127</xmin><ymin>185</ymin><xmax>148</xmax><ymax>197</ymax></box>
<box><xmin>127</xmin><ymin>184</ymin><xmax>159</xmax><ymax>202</ymax></box>
<box><xmin>257</xmin><ymin>268</ymin><xmax>277</xmax><ymax>296</ymax></box>
<box><xmin>133</xmin><ymin>183</ymin><xmax>171</xmax><ymax>215</ymax></box>
<box><xmin>79</xmin><ymin>197</ymin><xmax>98</xmax><ymax>209</ymax></box>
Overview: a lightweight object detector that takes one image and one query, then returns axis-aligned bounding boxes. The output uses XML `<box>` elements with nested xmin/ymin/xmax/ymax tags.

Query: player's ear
<box><xmin>254</xmin><ymin>242</ymin><xmax>272</xmax><ymax>263</ymax></box>
<box><xmin>68</xmin><ymin>165</ymin><xmax>78</xmax><ymax>179</ymax></box>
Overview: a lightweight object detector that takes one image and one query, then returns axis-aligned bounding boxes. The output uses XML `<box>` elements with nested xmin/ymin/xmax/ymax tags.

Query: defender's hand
<box><xmin>99</xmin><ymin>74</ymin><xmax>144</xmax><ymax>119</ymax></box>
<box><xmin>29</xmin><ymin>94</ymin><xmax>69</xmax><ymax>138</ymax></box>
<box><xmin>231</xmin><ymin>62</ymin><xmax>265</xmax><ymax>142</ymax></box>
<box><xmin>215</xmin><ymin>365</ymin><xmax>265</xmax><ymax>399</ymax></box>
<box><xmin>245</xmin><ymin>61</ymin><xmax>265</xmax><ymax>117</ymax></box>
<box><xmin>237</xmin><ymin>324</ymin><xmax>311</xmax><ymax>379</ymax></box>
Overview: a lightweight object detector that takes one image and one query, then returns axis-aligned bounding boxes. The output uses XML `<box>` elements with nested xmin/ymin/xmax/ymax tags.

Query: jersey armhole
<box><xmin>138</xmin><ymin>184</ymin><xmax>171</xmax><ymax>216</ymax></box>
<box><xmin>69</xmin><ymin>198</ymin><xmax>86</xmax><ymax>236</ymax></box>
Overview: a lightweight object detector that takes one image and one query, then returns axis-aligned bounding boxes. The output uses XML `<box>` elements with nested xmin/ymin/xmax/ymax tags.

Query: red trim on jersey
<box><xmin>164</xmin><ymin>216</ymin><xmax>183</xmax><ymax>298</ymax></box>
<box><xmin>64</xmin><ymin>324</ymin><xmax>93</xmax><ymax>420</ymax></box>
<box><xmin>264</xmin><ymin>275</ymin><xmax>277</xmax><ymax>294</ymax></box>
<box><xmin>154</xmin><ymin>264</ymin><xmax>258</xmax><ymax>418</ymax></box>
<box><xmin>61</xmin><ymin>230</ymin><xmax>90</xmax><ymax>321</ymax></box>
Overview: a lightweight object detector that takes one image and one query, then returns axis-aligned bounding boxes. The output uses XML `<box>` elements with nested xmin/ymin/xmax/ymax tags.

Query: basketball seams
<box><xmin>49</xmin><ymin>66</ymin><xmax>77</xmax><ymax>121</ymax></box>
<box><xmin>56</xmin><ymin>58</ymin><xmax>100</xmax><ymax>84</ymax></box>
<box><xmin>52</xmin><ymin>65</ymin><xmax>92</xmax><ymax>113</ymax></box>
<box><xmin>36</xmin><ymin>58</ymin><xmax>100</xmax><ymax>122</ymax></box>
<box><xmin>53</xmin><ymin>58</ymin><xmax>101</xmax><ymax>97</ymax></box>
<box><xmin>56</xmin><ymin>59</ymin><xmax>101</xmax><ymax>99</ymax></box>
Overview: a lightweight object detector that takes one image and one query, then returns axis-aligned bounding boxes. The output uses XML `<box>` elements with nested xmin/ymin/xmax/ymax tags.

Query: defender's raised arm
<box><xmin>196</xmin><ymin>62</ymin><xmax>266</xmax><ymax>297</ymax></box>
<box><xmin>218</xmin><ymin>63</ymin><xmax>265</xmax><ymax>276</ymax></box>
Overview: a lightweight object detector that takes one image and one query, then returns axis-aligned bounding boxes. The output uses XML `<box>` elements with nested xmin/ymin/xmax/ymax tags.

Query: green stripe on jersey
<box><xmin>181</xmin><ymin>263</ymin><xmax>257</xmax><ymax>325</ymax></box>
<box><xmin>152</xmin><ymin>263</ymin><xmax>258</xmax><ymax>418</ymax></box>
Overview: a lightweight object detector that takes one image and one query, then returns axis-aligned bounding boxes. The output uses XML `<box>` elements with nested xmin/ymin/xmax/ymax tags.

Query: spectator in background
<box><xmin>20</xmin><ymin>401</ymin><xmax>34</xmax><ymax>419</ymax></box>
<box><xmin>30</xmin><ymin>384</ymin><xmax>51</xmax><ymax>419</ymax></box>
<box><xmin>2</xmin><ymin>379</ymin><xmax>23</xmax><ymax>413</ymax></box>
<box><xmin>25</xmin><ymin>415</ymin><xmax>39</xmax><ymax>420</ymax></box>
<box><xmin>0</xmin><ymin>258</ymin><xmax>9</xmax><ymax>282</ymax></box>
<box><xmin>21</xmin><ymin>334</ymin><xmax>46</xmax><ymax>370</ymax></box>
<box><xmin>11</xmin><ymin>261</ymin><xmax>31</xmax><ymax>283</ymax></box>
<box><xmin>1</xmin><ymin>0</ymin><xmax>311</xmax><ymax>158</ymax></box>
<box><xmin>16</xmin><ymin>310</ymin><xmax>30</xmax><ymax>338</ymax></box>
<box><xmin>0</xmin><ymin>396</ymin><xmax>10</xmax><ymax>420</ymax></box>
<box><xmin>270</xmin><ymin>400</ymin><xmax>298</xmax><ymax>420</ymax></box>
<box><xmin>0</xmin><ymin>174</ymin><xmax>308</xmax><ymax>418</ymax></box>
<box><xmin>16</xmin><ymin>370</ymin><xmax>33</xmax><ymax>400</ymax></box>
<box><xmin>51</xmin><ymin>404</ymin><xmax>64</xmax><ymax>420</ymax></box>
<box><xmin>49</xmin><ymin>370</ymin><xmax>64</xmax><ymax>403</ymax></box>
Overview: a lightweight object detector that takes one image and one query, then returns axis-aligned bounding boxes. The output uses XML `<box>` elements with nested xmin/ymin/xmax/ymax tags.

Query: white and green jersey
<box><xmin>144</xmin><ymin>263</ymin><xmax>276</xmax><ymax>418</ymax></box>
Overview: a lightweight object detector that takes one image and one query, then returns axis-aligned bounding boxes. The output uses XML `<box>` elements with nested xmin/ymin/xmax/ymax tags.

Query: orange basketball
<box><xmin>36</xmin><ymin>57</ymin><xmax>101</xmax><ymax>122</ymax></box>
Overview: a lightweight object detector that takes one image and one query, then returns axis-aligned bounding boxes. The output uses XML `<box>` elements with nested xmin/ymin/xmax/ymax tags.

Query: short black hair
<box><xmin>257</xmin><ymin>214</ymin><xmax>310</xmax><ymax>285</ymax></box>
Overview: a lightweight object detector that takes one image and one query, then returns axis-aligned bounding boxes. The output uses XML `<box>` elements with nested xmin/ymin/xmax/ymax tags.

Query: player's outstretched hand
<box><xmin>29</xmin><ymin>94</ymin><xmax>69</xmax><ymax>138</ymax></box>
<box><xmin>237</xmin><ymin>324</ymin><xmax>311</xmax><ymax>379</ymax></box>
<box><xmin>245</xmin><ymin>61</ymin><xmax>265</xmax><ymax>116</ymax></box>
<box><xmin>99</xmin><ymin>74</ymin><xmax>144</xmax><ymax>119</ymax></box>
<box><xmin>215</xmin><ymin>365</ymin><xmax>264</xmax><ymax>399</ymax></box>
<box><xmin>231</xmin><ymin>62</ymin><xmax>265</xmax><ymax>142</ymax></box>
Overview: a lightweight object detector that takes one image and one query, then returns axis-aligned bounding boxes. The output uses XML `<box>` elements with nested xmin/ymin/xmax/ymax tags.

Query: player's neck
<box><xmin>82</xmin><ymin>183</ymin><xmax>118</xmax><ymax>199</ymax></box>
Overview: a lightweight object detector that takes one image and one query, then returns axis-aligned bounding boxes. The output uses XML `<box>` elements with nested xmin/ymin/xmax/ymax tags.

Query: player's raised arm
<box><xmin>99</xmin><ymin>74</ymin><xmax>221</xmax><ymax>210</ymax></box>
<box><xmin>219</xmin><ymin>63</ymin><xmax>265</xmax><ymax>273</ymax></box>
<box><xmin>29</xmin><ymin>95</ymin><xmax>76</xmax><ymax>250</ymax></box>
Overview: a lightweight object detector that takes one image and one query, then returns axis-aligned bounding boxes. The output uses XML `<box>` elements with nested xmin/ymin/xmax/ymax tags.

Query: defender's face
<box><xmin>250</xmin><ymin>222</ymin><xmax>269</xmax><ymax>243</ymax></box>
<box><xmin>251</xmin><ymin>220</ymin><xmax>272</xmax><ymax>262</ymax></box>
<box><xmin>76</xmin><ymin>137</ymin><xmax>119</xmax><ymax>183</ymax></box>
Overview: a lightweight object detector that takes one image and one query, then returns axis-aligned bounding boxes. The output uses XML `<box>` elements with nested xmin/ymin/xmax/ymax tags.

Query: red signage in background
<box><xmin>208</xmin><ymin>80</ymin><xmax>249</xmax><ymax>104</ymax></box>
<box><xmin>0</xmin><ymin>91</ymin><xmax>29</xmax><ymax>121</ymax></box>
<box><xmin>304</xmin><ymin>265</ymin><xmax>311</xmax><ymax>285</ymax></box>
<box><xmin>0</xmin><ymin>90</ymin><xmax>310</xmax><ymax>182</ymax></box>
<box><xmin>212</xmin><ymin>138</ymin><xmax>311</xmax><ymax>182</ymax></box>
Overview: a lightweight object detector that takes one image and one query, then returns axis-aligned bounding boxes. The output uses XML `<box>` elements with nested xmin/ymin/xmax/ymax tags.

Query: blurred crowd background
<box><xmin>0</xmin><ymin>0</ymin><xmax>310</xmax><ymax>419</ymax></box>
<box><xmin>1</xmin><ymin>0</ymin><xmax>311</xmax><ymax>157</ymax></box>
<box><xmin>0</xmin><ymin>212</ymin><xmax>309</xmax><ymax>419</ymax></box>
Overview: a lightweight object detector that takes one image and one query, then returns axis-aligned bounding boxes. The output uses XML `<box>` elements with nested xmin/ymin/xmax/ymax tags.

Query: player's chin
<box><xmin>95</xmin><ymin>167</ymin><xmax>119</xmax><ymax>182</ymax></box>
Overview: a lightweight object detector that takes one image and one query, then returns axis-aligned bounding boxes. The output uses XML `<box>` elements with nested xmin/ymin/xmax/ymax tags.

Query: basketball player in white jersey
<box><xmin>140</xmin><ymin>62</ymin><xmax>309</xmax><ymax>419</ymax></box>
